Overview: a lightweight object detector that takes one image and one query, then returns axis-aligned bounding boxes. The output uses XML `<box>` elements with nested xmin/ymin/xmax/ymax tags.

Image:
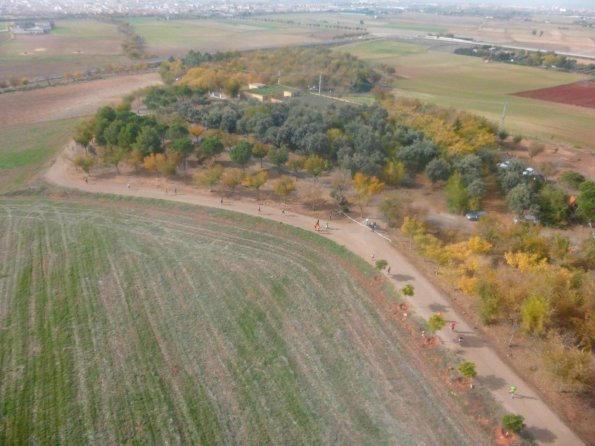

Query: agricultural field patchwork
<box><xmin>336</xmin><ymin>39</ymin><xmax>595</xmax><ymax>147</ymax></box>
<box><xmin>0</xmin><ymin>197</ymin><xmax>489</xmax><ymax>445</ymax></box>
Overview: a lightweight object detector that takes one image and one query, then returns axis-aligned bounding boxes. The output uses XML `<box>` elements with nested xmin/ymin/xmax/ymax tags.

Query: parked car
<box><xmin>513</xmin><ymin>214</ymin><xmax>540</xmax><ymax>224</ymax></box>
<box><xmin>465</xmin><ymin>210</ymin><xmax>487</xmax><ymax>221</ymax></box>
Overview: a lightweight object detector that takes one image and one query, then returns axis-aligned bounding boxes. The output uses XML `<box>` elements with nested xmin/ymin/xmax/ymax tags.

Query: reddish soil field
<box><xmin>514</xmin><ymin>81</ymin><xmax>595</xmax><ymax>109</ymax></box>
<box><xmin>0</xmin><ymin>72</ymin><xmax>160</xmax><ymax>126</ymax></box>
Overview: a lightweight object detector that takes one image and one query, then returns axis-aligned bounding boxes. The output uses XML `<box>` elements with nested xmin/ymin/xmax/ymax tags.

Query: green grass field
<box><xmin>0</xmin><ymin>196</ymin><xmax>489</xmax><ymax>445</ymax></box>
<box><xmin>0</xmin><ymin>119</ymin><xmax>78</xmax><ymax>193</ymax></box>
<box><xmin>337</xmin><ymin>39</ymin><xmax>595</xmax><ymax>147</ymax></box>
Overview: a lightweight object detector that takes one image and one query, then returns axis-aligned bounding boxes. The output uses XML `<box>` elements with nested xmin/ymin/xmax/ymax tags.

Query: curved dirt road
<box><xmin>45</xmin><ymin>150</ymin><xmax>584</xmax><ymax>446</ymax></box>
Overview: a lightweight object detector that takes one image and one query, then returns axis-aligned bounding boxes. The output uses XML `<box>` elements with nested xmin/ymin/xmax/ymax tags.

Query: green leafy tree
<box><xmin>102</xmin><ymin>145</ymin><xmax>127</xmax><ymax>173</ymax></box>
<box><xmin>538</xmin><ymin>184</ymin><xmax>569</xmax><ymax>226</ymax></box>
<box><xmin>576</xmin><ymin>181</ymin><xmax>595</xmax><ymax>223</ymax></box>
<box><xmin>425</xmin><ymin>158</ymin><xmax>451</xmax><ymax>185</ymax></box>
<box><xmin>506</xmin><ymin>183</ymin><xmax>537</xmax><ymax>217</ymax></box>
<box><xmin>501</xmin><ymin>414</ymin><xmax>525</xmax><ymax>436</ymax></box>
<box><xmin>165</xmin><ymin>123</ymin><xmax>188</xmax><ymax>141</ymax></box>
<box><xmin>559</xmin><ymin>171</ymin><xmax>585</xmax><ymax>190</ymax></box>
<box><xmin>230</xmin><ymin>141</ymin><xmax>252</xmax><ymax>168</ymax></box>
<box><xmin>267</xmin><ymin>146</ymin><xmax>289</xmax><ymax>169</ymax></box>
<box><xmin>457</xmin><ymin>362</ymin><xmax>477</xmax><ymax>387</ymax></box>
<box><xmin>134</xmin><ymin>126</ymin><xmax>162</xmax><ymax>156</ymax></box>
<box><xmin>118</xmin><ymin>123</ymin><xmax>140</xmax><ymax>149</ymax></box>
<box><xmin>200</xmin><ymin>136</ymin><xmax>224</xmax><ymax>159</ymax></box>
<box><xmin>170</xmin><ymin>137</ymin><xmax>194</xmax><ymax>169</ymax></box>
<box><xmin>401</xmin><ymin>284</ymin><xmax>415</xmax><ymax>296</ymax></box>
<box><xmin>428</xmin><ymin>314</ymin><xmax>446</xmax><ymax>335</ymax></box>
<box><xmin>375</xmin><ymin>259</ymin><xmax>388</xmax><ymax>271</ymax></box>
<box><xmin>445</xmin><ymin>171</ymin><xmax>469</xmax><ymax>214</ymax></box>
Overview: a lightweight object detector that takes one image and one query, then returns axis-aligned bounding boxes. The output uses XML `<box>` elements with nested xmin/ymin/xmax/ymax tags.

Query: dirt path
<box><xmin>45</xmin><ymin>148</ymin><xmax>585</xmax><ymax>446</ymax></box>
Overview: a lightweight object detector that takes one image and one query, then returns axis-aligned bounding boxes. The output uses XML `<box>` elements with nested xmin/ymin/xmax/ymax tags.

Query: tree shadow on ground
<box><xmin>452</xmin><ymin>333</ymin><xmax>484</xmax><ymax>348</ymax></box>
<box><xmin>429</xmin><ymin>303</ymin><xmax>449</xmax><ymax>313</ymax></box>
<box><xmin>524</xmin><ymin>426</ymin><xmax>557</xmax><ymax>444</ymax></box>
<box><xmin>477</xmin><ymin>374</ymin><xmax>506</xmax><ymax>391</ymax></box>
<box><xmin>391</xmin><ymin>274</ymin><xmax>414</xmax><ymax>282</ymax></box>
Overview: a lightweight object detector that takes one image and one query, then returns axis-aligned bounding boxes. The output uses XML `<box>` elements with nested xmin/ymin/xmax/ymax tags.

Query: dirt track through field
<box><xmin>45</xmin><ymin>149</ymin><xmax>586</xmax><ymax>446</ymax></box>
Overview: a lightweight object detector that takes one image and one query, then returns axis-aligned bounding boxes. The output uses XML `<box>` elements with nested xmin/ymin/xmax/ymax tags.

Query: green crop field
<box><xmin>0</xmin><ymin>118</ymin><xmax>78</xmax><ymax>192</ymax></box>
<box><xmin>337</xmin><ymin>39</ymin><xmax>595</xmax><ymax>147</ymax></box>
<box><xmin>0</xmin><ymin>197</ymin><xmax>489</xmax><ymax>445</ymax></box>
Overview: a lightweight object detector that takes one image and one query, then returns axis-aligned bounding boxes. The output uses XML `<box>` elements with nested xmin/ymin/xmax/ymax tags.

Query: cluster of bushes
<box><xmin>73</xmin><ymin>104</ymin><xmax>194</xmax><ymax>175</ymax></box>
<box><xmin>396</xmin><ymin>210</ymin><xmax>594</xmax><ymax>392</ymax></box>
<box><xmin>171</xmin><ymin>47</ymin><xmax>384</xmax><ymax>95</ymax></box>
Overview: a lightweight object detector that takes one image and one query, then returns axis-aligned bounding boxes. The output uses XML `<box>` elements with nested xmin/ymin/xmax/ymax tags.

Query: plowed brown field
<box><xmin>514</xmin><ymin>81</ymin><xmax>595</xmax><ymax>109</ymax></box>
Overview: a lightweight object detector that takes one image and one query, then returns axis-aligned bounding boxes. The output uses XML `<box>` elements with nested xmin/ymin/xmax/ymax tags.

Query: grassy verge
<box><xmin>0</xmin><ymin>118</ymin><xmax>78</xmax><ymax>193</ymax></box>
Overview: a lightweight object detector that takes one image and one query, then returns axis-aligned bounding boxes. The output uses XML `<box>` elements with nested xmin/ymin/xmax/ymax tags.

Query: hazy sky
<box><xmin>406</xmin><ymin>0</ymin><xmax>594</xmax><ymax>8</ymax></box>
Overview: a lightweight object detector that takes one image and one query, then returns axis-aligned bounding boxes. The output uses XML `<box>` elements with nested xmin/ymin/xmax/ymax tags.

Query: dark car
<box><xmin>465</xmin><ymin>210</ymin><xmax>487</xmax><ymax>221</ymax></box>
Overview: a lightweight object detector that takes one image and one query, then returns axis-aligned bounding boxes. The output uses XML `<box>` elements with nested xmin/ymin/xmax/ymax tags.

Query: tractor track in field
<box><xmin>41</xmin><ymin>147</ymin><xmax>588</xmax><ymax>446</ymax></box>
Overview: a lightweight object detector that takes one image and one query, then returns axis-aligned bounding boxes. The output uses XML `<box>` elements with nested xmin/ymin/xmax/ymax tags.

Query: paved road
<box><xmin>45</xmin><ymin>151</ymin><xmax>585</xmax><ymax>446</ymax></box>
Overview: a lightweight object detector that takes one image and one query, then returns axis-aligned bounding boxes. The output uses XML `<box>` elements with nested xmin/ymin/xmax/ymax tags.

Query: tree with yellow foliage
<box><xmin>504</xmin><ymin>251</ymin><xmax>548</xmax><ymax>273</ymax></box>
<box><xmin>272</xmin><ymin>176</ymin><xmax>296</xmax><ymax>203</ymax></box>
<box><xmin>242</xmin><ymin>170</ymin><xmax>268</xmax><ymax>201</ymax></box>
<box><xmin>352</xmin><ymin>172</ymin><xmax>385</xmax><ymax>217</ymax></box>
<box><xmin>194</xmin><ymin>164</ymin><xmax>223</xmax><ymax>191</ymax></box>
<box><xmin>220</xmin><ymin>168</ymin><xmax>244</xmax><ymax>196</ymax></box>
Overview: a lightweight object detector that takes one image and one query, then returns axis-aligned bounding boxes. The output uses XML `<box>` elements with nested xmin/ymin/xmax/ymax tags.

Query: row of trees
<box><xmin>454</xmin><ymin>46</ymin><xmax>594</xmax><ymax>73</ymax></box>
<box><xmin>118</xmin><ymin>21</ymin><xmax>146</xmax><ymax>59</ymax></box>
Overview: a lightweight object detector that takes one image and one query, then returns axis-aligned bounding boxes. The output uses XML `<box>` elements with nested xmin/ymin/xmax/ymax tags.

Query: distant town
<box><xmin>1</xmin><ymin>0</ymin><xmax>594</xmax><ymax>20</ymax></box>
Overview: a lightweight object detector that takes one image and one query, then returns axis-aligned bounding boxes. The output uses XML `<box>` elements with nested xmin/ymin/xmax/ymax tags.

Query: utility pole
<box><xmin>498</xmin><ymin>102</ymin><xmax>508</xmax><ymax>134</ymax></box>
<box><xmin>318</xmin><ymin>74</ymin><xmax>322</xmax><ymax>95</ymax></box>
